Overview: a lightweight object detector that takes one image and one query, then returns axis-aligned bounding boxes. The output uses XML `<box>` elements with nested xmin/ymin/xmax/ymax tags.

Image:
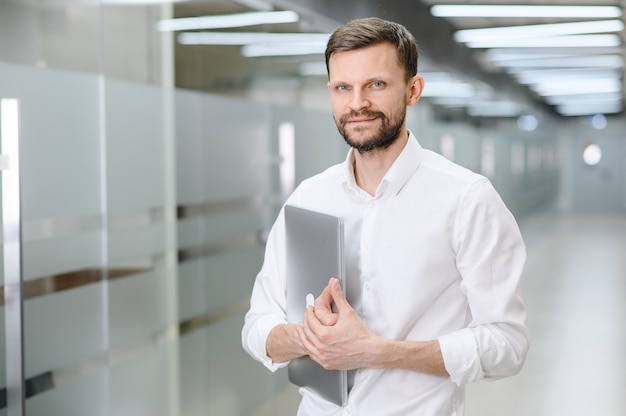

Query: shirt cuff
<box><xmin>244</xmin><ymin>314</ymin><xmax>290</xmax><ymax>372</ymax></box>
<box><xmin>438</xmin><ymin>328</ymin><xmax>486</xmax><ymax>386</ymax></box>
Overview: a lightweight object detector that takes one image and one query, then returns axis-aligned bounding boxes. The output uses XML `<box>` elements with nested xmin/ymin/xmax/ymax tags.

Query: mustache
<box><xmin>339</xmin><ymin>110</ymin><xmax>385</xmax><ymax>124</ymax></box>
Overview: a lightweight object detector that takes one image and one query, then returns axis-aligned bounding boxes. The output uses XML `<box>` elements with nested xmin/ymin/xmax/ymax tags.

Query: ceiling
<box><xmin>168</xmin><ymin>0</ymin><xmax>625</xmax><ymax>120</ymax></box>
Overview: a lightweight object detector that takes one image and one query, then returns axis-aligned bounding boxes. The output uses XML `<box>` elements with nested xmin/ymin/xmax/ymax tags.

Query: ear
<box><xmin>407</xmin><ymin>75</ymin><xmax>424</xmax><ymax>106</ymax></box>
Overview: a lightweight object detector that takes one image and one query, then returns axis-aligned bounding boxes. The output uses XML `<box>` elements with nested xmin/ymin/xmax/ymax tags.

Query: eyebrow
<box><xmin>328</xmin><ymin>76</ymin><xmax>390</xmax><ymax>86</ymax></box>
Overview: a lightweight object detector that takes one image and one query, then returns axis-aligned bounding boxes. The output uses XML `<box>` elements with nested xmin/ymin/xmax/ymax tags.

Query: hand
<box><xmin>298</xmin><ymin>278</ymin><xmax>377</xmax><ymax>370</ymax></box>
<box><xmin>310</xmin><ymin>278</ymin><xmax>339</xmax><ymax>326</ymax></box>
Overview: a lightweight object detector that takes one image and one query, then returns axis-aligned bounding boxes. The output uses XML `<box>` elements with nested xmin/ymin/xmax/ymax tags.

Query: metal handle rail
<box><xmin>1</xmin><ymin>98</ymin><xmax>26</xmax><ymax>416</ymax></box>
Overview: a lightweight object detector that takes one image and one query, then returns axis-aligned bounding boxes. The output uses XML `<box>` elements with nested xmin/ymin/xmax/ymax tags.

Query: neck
<box><xmin>353</xmin><ymin>129</ymin><xmax>409</xmax><ymax>196</ymax></box>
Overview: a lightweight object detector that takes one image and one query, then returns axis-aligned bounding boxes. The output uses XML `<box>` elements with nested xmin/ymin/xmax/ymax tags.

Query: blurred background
<box><xmin>0</xmin><ymin>0</ymin><xmax>624</xmax><ymax>415</ymax></box>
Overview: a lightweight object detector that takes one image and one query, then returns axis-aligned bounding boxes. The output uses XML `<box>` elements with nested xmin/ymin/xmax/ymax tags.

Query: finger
<box><xmin>304</xmin><ymin>305</ymin><xmax>325</xmax><ymax>334</ymax></box>
<box><xmin>314</xmin><ymin>281</ymin><xmax>339</xmax><ymax>325</ymax></box>
<box><xmin>298</xmin><ymin>325</ymin><xmax>327</xmax><ymax>367</ymax></box>
<box><xmin>302</xmin><ymin>306</ymin><xmax>325</xmax><ymax>348</ymax></box>
<box><xmin>315</xmin><ymin>308</ymin><xmax>339</xmax><ymax>326</ymax></box>
<box><xmin>329</xmin><ymin>277</ymin><xmax>352</xmax><ymax>312</ymax></box>
<box><xmin>314</xmin><ymin>282</ymin><xmax>333</xmax><ymax>310</ymax></box>
<box><xmin>297</xmin><ymin>323</ymin><xmax>319</xmax><ymax>357</ymax></box>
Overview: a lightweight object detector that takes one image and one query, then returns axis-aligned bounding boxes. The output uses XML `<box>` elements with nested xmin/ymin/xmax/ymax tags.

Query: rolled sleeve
<box><xmin>438</xmin><ymin>329</ymin><xmax>485</xmax><ymax>386</ymax></box>
<box><xmin>242</xmin><ymin>314</ymin><xmax>289</xmax><ymax>372</ymax></box>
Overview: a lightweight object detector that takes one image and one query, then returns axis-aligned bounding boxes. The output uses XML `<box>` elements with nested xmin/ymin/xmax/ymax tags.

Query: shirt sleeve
<box><xmin>241</xmin><ymin>207</ymin><xmax>291</xmax><ymax>372</ymax></box>
<box><xmin>439</xmin><ymin>177</ymin><xmax>530</xmax><ymax>386</ymax></box>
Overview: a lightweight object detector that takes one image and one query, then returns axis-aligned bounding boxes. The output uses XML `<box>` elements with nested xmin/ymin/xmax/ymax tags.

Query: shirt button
<box><xmin>364</xmin><ymin>282</ymin><xmax>372</xmax><ymax>291</ymax></box>
<box><xmin>344</xmin><ymin>405</ymin><xmax>353</xmax><ymax>414</ymax></box>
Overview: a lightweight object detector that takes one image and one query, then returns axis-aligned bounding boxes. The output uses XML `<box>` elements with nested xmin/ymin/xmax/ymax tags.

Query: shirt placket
<box><xmin>359</xmin><ymin>198</ymin><xmax>378</xmax><ymax>329</ymax></box>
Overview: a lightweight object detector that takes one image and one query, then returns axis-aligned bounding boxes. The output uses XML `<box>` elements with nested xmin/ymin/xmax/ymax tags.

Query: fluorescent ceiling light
<box><xmin>156</xmin><ymin>10</ymin><xmax>299</xmax><ymax>31</ymax></box>
<box><xmin>545</xmin><ymin>93</ymin><xmax>622</xmax><ymax>106</ymax></box>
<box><xmin>513</xmin><ymin>69</ymin><xmax>622</xmax><ymax>84</ymax></box>
<box><xmin>545</xmin><ymin>92</ymin><xmax>622</xmax><ymax>105</ymax></box>
<box><xmin>178</xmin><ymin>32</ymin><xmax>329</xmax><ymax>45</ymax></box>
<box><xmin>486</xmin><ymin>52</ymin><xmax>579</xmax><ymax>62</ymax></box>
<box><xmin>557</xmin><ymin>103</ymin><xmax>622</xmax><ymax>116</ymax></box>
<box><xmin>485</xmin><ymin>48</ymin><xmax>622</xmax><ymax>61</ymax></box>
<box><xmin>465</xmin><ymin>34</ymin><xmax>621</xmax><ymax>48</ymax></box>
<box><xmin>493</xmin><ymin>55</ymin><xmax>624</xmax><ymax>69</ymax></box>
<box><xmin>241</xmin><ymin>42</ymin><xmax>327</xmax><ymax>57</ymax></box>
<box><xmin>455</xmin><ymin>20</ymin><xmax>624</xmax><ymax>43</ymax></box>
<box><xmin>431</xmin><ymin>5</ymin><xmax>622</xmax><ymax>18</ymax></box>
<box><xmin>532</xmin><ymin>78</ymin><xmax>621</xmax><ymax>96</ymax></box>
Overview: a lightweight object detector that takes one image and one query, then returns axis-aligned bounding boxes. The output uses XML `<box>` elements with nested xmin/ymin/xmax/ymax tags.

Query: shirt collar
<box><xmin>342</xmin><ymin>131</ymin><xmax>425</xmax><ymax>197</ymax></box>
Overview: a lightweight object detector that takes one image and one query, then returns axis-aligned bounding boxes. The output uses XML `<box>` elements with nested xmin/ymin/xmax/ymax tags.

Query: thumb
<box><xmin>329</xmin><ymin>278</ymin><xmax>351</xmax><ymax>312</ymax></box>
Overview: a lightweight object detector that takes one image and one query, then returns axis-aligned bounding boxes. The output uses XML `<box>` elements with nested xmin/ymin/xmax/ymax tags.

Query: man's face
<box><xmin>327</xmin><ymin>42</ymin><xmax>421</xmax><ymax>154</ymax></box>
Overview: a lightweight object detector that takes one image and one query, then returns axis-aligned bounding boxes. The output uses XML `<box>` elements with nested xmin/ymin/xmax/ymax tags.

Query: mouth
<box><xmin>348</xmin><ymin>117</ymin><xmax>375</xmax><ymax>123</ymax></box>
<box><xmin>345</xmin><ymin>115</ymin><xmax>379</xmax><ymax>126</ymax></box>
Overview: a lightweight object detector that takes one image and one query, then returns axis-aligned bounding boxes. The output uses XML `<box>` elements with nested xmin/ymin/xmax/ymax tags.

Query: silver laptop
<box><xmin>284</xmin><ymin>204</ymin><xmax>348</xmax><ymax>406</ymax></box>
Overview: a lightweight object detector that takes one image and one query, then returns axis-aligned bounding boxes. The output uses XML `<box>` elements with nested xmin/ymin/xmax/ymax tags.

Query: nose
<box><xmin>348</xmin><ymin>89</ymin><xmax>371</xmax><ymax>112</ymax></box>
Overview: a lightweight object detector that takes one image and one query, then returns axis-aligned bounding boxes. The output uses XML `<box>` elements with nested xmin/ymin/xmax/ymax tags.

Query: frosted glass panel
<box><xmin>25</xmin><ymin>371</ymin><xmax>106</xmax><ymax>416</ymax></box>
<box><xmin>109</xmin><ymin>344</ymin><xmax>177</xmax><ymax>416</ymax></box>
<box><xmin>105</xmin><ymin>80</ymin><xmax>166</xmax><ymax>214</ymax></box>
<box><xmin>175</xmin><ymin>91</ymin><xmax>271</xmax><ymax>204</ymax></box>
<box><xmin>24</xmin><ymin>285</ymin><xmax>105</xmax><ymax>378</ymax></box>
<box><xmin>178</xmin><ymin>246</ymin><xmax>263</xmax><ymax>321</ymax></box>
<box><xmin>0</xmin><ymin>63</ymin><xmax>103</xmax><ymax>221</ymax></box>
<box><xmin>271</xmin><ymin>107</ymin><xmax>346</xmax><ymax>185</ymax></box>
<box><xmin>108</xmin><ymin>269</ymin><xmax>171</xmax><ymax>348</ymax></box>
<box><xmin>22</xmin><ymin>232</ymin><xmax>103</xmax><ymax>281</ymax></box>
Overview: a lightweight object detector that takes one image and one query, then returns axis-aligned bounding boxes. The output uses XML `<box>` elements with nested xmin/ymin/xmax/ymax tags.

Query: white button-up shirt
<box><xmin>242</xmin><ymin>133</ymin><xmax>530</xmax><ymax>415</ymax></box>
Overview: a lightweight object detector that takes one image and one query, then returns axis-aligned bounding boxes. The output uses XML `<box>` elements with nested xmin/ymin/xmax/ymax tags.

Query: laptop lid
<box><xmin>284</xmin><ymin>204</ymin><xmax>347</xmax><ymax>406</ymax></box>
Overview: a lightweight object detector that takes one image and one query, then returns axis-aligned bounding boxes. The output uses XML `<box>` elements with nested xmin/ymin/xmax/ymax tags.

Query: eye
<box><xmin>371</xmin><ymin>81</ymin><xmax>385</xmax><ymax>89</ymax></box>
<box><xmin>336</xmin><ymin>84</ymin><xmax>350</xmax><ymax>91</ymax></box>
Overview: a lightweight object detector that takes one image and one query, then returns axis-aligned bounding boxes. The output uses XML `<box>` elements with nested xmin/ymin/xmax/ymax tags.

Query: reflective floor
<box><xmin>466</xmin><ymin>210</ymin><xmax>626</xmax><ymax>416</ymax></box>
<box><xmin>250</xmin><ymin>210</ymin><xmax>626</xmax><ymax>416</ymax></box>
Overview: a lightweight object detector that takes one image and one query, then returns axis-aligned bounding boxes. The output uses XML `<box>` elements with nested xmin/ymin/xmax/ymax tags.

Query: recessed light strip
<box><xmin>513</xmin><ymin>69</ymin><xmax>622</xmax><ymax>84</ymax></box>
<box><xmin>241</xmin><ymin>42</ymin><xmax>327</xmax><ymax>57</ymax></box>
<box><xmin>557</xmin><ymin>103</ymin><xmax>622</xmax><ymax>116</ymax></box>
<box><xmin>486</xmin><ymin>48</ymin><xmax>623</xmax><ymax>61</ymax></box>
<box><xmin>493</xmin><ymin>55</ymin><xmax>624</xmax><ymax>69</ymax></box>
<box><xmin>455</xmin><ymin>20</ymin><xmax>624</xmax><ymax>43</ymax></box>
<box><xmin>532</xmin><ymin>78</ymin><xmax>621</xmax><ymax>96</ymax></box>
<box><xmin>465</xmin><ymin>34</ymin><xmax>621</xmax><ymax>49</ymax></box>
<box><xmin>431</xmin><ymin>5</ymin><xmax>622</xmax><ymax>18</ymax></box>
<box><xmin>546</xmin><ymin>93</ymin><xmax>622</xmax><ymax>105</ymax></box>
<box><xmin>178</xmin><ymin>32</ymin><xmax>329</xmax><ymax>45</ymax></box>
<box><xmin>156</xmin><ymin>10</ymin><xmax>299</xmax><ymax>32</ymax></box>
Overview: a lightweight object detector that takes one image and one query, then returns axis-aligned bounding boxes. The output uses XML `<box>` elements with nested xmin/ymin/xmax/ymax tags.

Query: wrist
<box><xmin>266</xmin><ymin>323</ymin><xmax>306</xmax><ymax>363</ymax></box>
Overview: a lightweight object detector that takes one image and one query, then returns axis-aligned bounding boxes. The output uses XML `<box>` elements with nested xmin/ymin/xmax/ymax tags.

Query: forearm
<box><xmin>369</xmin><ymin>337</ymin><xmax>449</xmax><ymax>377</ymax></box>
<box><xmin>266</xmin><ymin>323</ymin><xmax>307</xmax><ymax>364</ymax></box>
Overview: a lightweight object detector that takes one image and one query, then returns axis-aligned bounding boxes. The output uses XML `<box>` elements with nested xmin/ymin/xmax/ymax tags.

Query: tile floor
<box><xmin>251</xmin><ymin>210</ymin><xmax>626</xmax><ymax>416</ymax></box>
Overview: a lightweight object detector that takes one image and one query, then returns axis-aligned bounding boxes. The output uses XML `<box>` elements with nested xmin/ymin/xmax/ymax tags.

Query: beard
<box><xmin>335</xmin><ymin>108</ymin><xmax>406</xmax><ymax>154</ymax></box>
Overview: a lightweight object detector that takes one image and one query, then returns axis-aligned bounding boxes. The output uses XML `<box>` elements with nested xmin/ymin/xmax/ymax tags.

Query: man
<box><xmin>242</xmin><ymin>17</ymin><xmax>530</xmax><ymax>415</ymax></box>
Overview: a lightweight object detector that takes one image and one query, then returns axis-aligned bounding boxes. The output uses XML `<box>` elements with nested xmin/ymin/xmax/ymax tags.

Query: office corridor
<box><xmin>466</xmin><ymin>210</ymin><xmax>626</xmax><ymax>416</ymax></box>
<box><xmin>253</xmin><ymin>210</ymin><xmax>626</xmax><ymax>416</ymax></box>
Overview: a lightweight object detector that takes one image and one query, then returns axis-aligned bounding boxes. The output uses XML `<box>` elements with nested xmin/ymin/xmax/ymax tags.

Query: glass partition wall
<box><xmin>0</xmin><ymin>1</ymin><xmax>343</xmax><ymax>415</ymax></box>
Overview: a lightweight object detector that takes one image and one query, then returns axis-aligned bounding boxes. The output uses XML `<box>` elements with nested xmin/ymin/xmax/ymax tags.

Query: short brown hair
<box><xmin>325</xmin><ymin>17</ymin><xmax>419</xmax><ymax>81</ymax></box>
